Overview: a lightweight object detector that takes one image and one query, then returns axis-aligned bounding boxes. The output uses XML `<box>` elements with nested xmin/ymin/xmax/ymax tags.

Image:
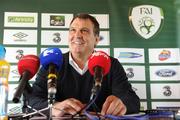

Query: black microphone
<box><xmin>39</xmin><ymin>47</ymin><xmax>63</xmax><ymax>103</ymax></box>
<box><xmin>47</xmin><ymin>63</ymin><xmax>58</xmax><ymax>95</ymax></box>
<box><xmin>88</xmin><ymin>51</ymin><xmax>111</xmax><ymax>100</ymax></box>
<box><xmin>13</xmin><ymin>55</ymin><xmax>40</xmax><ymax>103</ymax></box>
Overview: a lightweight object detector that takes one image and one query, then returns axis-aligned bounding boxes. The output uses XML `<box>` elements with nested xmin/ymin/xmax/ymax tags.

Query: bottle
<box><xmin>0</xmin><ymin>45</ymin><xmax>10</xmax><ymax>120</ymax></box>
<box><xmin>0</xmin><ymin>60</ymin><xmax>10</xmax><ymax>120</ymax></box>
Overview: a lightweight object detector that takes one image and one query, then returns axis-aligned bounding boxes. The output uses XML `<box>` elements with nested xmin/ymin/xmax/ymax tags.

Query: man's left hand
<box><xmin>101</xmin><ymin>95</ymin><xmax>127</xmax><ymax>116</ymax></box>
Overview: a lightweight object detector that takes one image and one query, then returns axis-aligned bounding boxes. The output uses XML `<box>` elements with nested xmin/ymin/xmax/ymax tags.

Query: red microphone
<box><xmin>88</xmin><ymin>51</ymin><xmax>111</xmax><ymax>100</ymax></box>
<box><xmin>13</xmin><ymin>55</ymin><xmax>40</xmax><ymax>103</ymax></box>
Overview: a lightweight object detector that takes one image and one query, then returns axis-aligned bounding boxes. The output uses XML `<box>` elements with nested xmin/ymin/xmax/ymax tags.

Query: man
<box><xmin>29</xmin><ymin>14</ymin><xmax>140</xmax><ymax>117</ymax></box>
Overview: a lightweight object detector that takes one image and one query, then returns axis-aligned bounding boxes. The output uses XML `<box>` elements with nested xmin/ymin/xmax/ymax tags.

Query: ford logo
<box><xmin>155</xmin><ymin>69</ymin><xmax>176</xmax><ymax>77</ymax></box>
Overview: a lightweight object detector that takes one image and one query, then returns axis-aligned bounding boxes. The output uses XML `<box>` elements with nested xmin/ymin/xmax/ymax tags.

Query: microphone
<box><xmin>13</xmin><ymin>55</ymin><xmax>40</xmax><ymax>103</ymax></box>
<box><xmin>0</xmin><ymin>44</ymin><xmax>6</xmax><ymax>59</ymax></box>
<box><xmin>39</xmin><ymin>47</ymin><xmax>63</xmax><ymax>102</ymax></box>
<box><xmin>88</xmin><ymin>51</ymin><xmax>111</xmax><ymax>100</ymax></box>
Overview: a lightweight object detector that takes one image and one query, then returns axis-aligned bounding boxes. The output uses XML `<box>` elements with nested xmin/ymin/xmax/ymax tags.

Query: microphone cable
<box><xmin>72</xmin><ymin>90</ymin><xmax>101</xmax><ymax>120</ymax></box>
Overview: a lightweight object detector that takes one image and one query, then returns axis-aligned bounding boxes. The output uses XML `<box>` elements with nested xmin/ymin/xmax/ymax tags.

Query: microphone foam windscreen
<box><xmin>0</xmin><ymin>45</ymin><xmax>6</xmax><ymax>59</ymax></box>
<box><xmin>39</xmin><ymin>47</ymin><xmax>63</xmax><ymax>70</ymax></box>
<box><xmin>18</xmin><ymin>55</ymin><xmax>40</xmax><ymax>79</ymax></box>
<box><xmin>88</xmin><ymin>51</ymin><xmax>111</xmax><ymax>76</ymax></box>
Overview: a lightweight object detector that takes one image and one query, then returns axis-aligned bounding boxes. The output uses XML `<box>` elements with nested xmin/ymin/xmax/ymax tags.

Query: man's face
<box><xmin>68</xmin><ymin>18</ymin><xmax>99</xmax><ymax>56</ymax></box>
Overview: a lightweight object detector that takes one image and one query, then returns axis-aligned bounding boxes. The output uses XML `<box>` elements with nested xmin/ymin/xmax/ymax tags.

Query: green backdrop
<box><xmin>0</xmin><ymin>0</ymin><xmax>179</xmax><ymax>111</ymax></box>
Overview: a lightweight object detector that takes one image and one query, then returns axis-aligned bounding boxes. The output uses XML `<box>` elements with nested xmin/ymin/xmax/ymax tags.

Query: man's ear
<box><xmin>95</xmin><ymin>35</ymin><xmax>100</xmax><ymax>46</ymax></box>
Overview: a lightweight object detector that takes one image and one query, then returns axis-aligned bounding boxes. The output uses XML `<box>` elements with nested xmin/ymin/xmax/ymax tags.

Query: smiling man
<box><xmin>29</xmin><ymin>14</ymin><xmax>140</xmax><ymax>117</ymax></box>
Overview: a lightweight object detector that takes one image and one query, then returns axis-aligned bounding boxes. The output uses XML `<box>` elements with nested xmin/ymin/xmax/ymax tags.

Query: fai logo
<box><xmin>129</xmin><ymin>5</ymin><xmax>164</xmax><ymax>39</ymax></box>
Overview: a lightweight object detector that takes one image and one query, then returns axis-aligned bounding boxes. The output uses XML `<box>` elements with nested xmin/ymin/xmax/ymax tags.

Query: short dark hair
<box><xmin>70</xmin><ymin>13</ymin><xmax>100</xmax><ymax>36</ymax></box>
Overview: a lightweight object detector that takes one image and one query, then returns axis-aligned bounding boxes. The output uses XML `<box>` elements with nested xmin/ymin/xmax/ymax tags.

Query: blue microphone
<box><xmin>0</xmin><ymin>45</ymin><xmax>6</xmax><ymax>59</ymax></box>
<box><xmin>39</xmin><ymin>47</ymin><xmax>63</xmax><ymax>101</ymax></box>
<box><xmin>39</xmin><ymin>47</ymin><xmax>63</xmax><ymax>70</ymax></box>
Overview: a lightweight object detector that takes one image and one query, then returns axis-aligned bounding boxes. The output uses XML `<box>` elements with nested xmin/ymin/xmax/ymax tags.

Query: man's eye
<box><xmin>81</xmin><ymin>29</ymin><xmax>89</xmax><ymax>34</ymax></box>
<box><xmin>69</xmin><ymin>29</ymin><xmax>75</xmax><ymax>32</ymax></box>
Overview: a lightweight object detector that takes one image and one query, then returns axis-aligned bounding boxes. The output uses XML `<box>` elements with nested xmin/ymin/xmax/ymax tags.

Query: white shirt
<box><xmin>69</xmin><ymin>52</ymin><xmax>88</xmax><ymax>75</ymax></box>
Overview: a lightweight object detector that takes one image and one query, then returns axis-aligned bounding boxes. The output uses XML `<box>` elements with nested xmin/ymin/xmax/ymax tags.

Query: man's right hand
<box><xmin>52</xmin><ymin>98</ymin><xmax>85</xmax><ymax>117</ymax></box>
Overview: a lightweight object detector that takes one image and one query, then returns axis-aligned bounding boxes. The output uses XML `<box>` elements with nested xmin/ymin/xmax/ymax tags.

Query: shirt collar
<box><xmin>69</xmin><ymin>52</ymin><xmax>88</xmax><ymax>75</ymax></box>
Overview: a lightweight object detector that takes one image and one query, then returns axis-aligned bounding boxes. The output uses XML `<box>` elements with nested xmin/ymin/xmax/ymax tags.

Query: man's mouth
<box><xmin>74</xmin><ymin>41</ymin><xmax>83</xmax><ymax>45</ymax></box>
<box><xmin>72</xmin><ymin>39</ymin><xmax>84</xmax><ymax>45</ymax></box>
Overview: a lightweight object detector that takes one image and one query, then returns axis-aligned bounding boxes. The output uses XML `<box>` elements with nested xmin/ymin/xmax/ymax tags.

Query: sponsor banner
<box><xmin>91</xmin><ymin>14</ymin><xmax>109</xmax><ymax>29</ymax></box>
<box><xmin>4</xmin><ymin>12</ymin><xmax>38</xmax><ymax>27</ymax></box>
<box><xmin>131</xmin><ymin>83</ymin><xmax>147</xmax><ymax>99</ymax></box>
<box><xmin>8</xmin><ymin>84</ymin><xmax>18</xmax><ymax>101</ymax></box>
<box><xmin>140</xmin><ymin>102</ymin><xmax>147</xmax><ymax>111</ymax></box>
<box><xmin>41</xmin><ymin>30</ymin><xmax>69</xmax><ymax>45</ymax></box>
<box><xmin>129</xmin><ymin>5</ymin><xmax>164</xmax><ymax>39</ymax></box>
<box><xmin>98</xmin><ymin>31</ymin><xmax>110</xmax><ymax>46</ymax></box>
<box><xmin>150</xmin><ymin>65</ymin><xmax>180</xmax><ymax>81</ymax></box>
<box><xmin>149</xmin><ymin>48</ymin><xmax>180</xmax><ymax>63</ymax></box>
<box><xmin>41</xmin><ymin>30</ymin><xmax>110</xmax><ymax>46</ymax></box>
<box><xmin>95</xmin><ymin>48</ymin><xmax>110</xmax><ymax>55</ymax></box>
<box><xmin>114</xmin><ymin>48</ymin><xmax>145</xmax><ymax>63</ymax></box>
<box><xmin>151</xmin><ymin>102</ymin><xmax>180</xmax><ymax>109</ymax></box>
<box><xmin>3</xmin><ymin>29</ymin><xmax>37</xmax><ymax>45</ymax></box>
<box><xmin>41</xmin><ymin>48</ymin><xmax>110</xmax><ymax>55</ymax></box>
<box><xmin>5</xmin><ymin>47</ymin><xmax>37</xmax><ymax>63</ymax></box>
<box><xmin>151</xmin><ymin>83</ymin><xmax>180</xmax><ymax>99</ymax></box>
<box><xmin>8</xmin><ymin>65</ymin><xmax>20</xmax><ymax>82</ymax></box>
<box><xmin>41</xmin><ymin>47</ymin><xmax>69</xmax><ymax>54</ymax></box>
<box><xmin>41</xmin><ymin>13</ymin><xmax>73</xmax><ymax>28</ymax></box>
<box><xmin>9</xmin><ymin>65</ymin><xmax>36</xmax><ymax>82</ymax></box>
<box><xmin>123</xmin><ymin>65</ymin><xmax>146</xmax><ymax>81</ymax></box>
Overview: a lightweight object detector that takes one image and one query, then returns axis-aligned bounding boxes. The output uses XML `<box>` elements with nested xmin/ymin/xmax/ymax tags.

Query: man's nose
<box><xmin>74</xmin><ymin>30</ymin><xmax>82</xmax><ymax>38</ymax></box>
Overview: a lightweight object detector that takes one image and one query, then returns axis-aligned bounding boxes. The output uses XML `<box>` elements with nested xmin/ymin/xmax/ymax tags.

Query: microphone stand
<box><xmin>22</xmin><ymin>83</ymin><xmax>33</xmax><ymax>114</ymax></box>
<box><xmin>90</xmin><ymin>66</ymin><xmax>103</xmax><ymax>101</ymax></box>
<box><xmin>47</xmin><ymin>63</ymin><xmax>57</xmax><ymax>120</ymax></box>
<box><xmin>79</xmin><ymin>66</ymin><xmax>103</xmax><ymax>119</ymax></box>
<box><xmin>48</xmin><ymin>87</ymin><xmax>56</xmax><ymax>120</ymax></box>
<box><xmin>90</xmin><ymin>84</ymin><xmax>101</xmax><ymax>101</ymax></box>
<box><xmin>21</xmin><ymin>90</ymin><xmax>30</xmax><ymax>120</ymax></box>
<box><xmin>21</xmin><ymin>69</ymin><xmax>57</xmax><ymax>119</ymax></box>
<box><xmin>13</xmin><ymin>83</ymin><xmax>49</xmax><ymax>119</ymax></box>
<box><xmin>9</xmin><ymin>83</ymin><xmax>33</xmax><ymax>120</ymax></box>
<box><xmin>21</xmin><ymin>78</ymin><xmax>56</xmax><ymax>120</ymax></box>
<box><xmin>18</xmin><ymin>63</ymin><xmax>59</xmax><ymax>119</ymax></box>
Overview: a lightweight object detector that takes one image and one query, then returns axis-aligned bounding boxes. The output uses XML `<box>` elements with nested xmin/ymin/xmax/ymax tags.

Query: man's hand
<box><xmin>101</xmin><ymin>95</ymin><xmax>127</xmax><ymax>116</ymax></box>
<box><xmin>52</xmin><ymin>98</ymin><xmax>85</xmax><ymax>117</ymax></box>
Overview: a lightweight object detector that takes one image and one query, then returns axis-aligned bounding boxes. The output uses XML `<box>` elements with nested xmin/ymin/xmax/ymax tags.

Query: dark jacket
<box><xmin>29</xmin><ymin>52</ymin><xmax>140</xmax><ymax>114</ymax></box>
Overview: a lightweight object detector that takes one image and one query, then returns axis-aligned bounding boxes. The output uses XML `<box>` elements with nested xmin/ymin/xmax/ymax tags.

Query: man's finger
<box><xmin>101</xmin><ymin>96</ymin><xmax>114</xmax><ymax>115</ymax></box>
<box><xmin>106</xmin><ymin>98</ymin><xmax>120</xmax><ymax>115</ymax></box>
